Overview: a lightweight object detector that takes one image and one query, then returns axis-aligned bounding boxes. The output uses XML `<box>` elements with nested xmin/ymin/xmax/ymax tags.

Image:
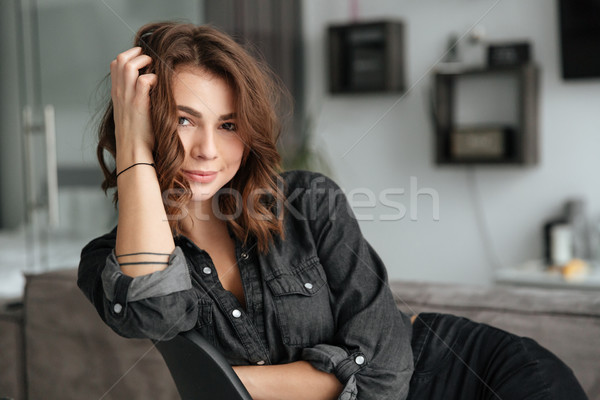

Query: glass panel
<box><xmin>0</xmin><ymin>0</ymin><xmax>204</xmax><ymax>298</ymax></box>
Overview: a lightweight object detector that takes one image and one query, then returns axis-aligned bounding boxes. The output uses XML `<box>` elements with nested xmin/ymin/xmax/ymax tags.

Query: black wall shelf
<box><xmin>328</xmin><ymin>20</ymin><xmax>405</xmax><ymax>94</ymax></box>
<box><xmin>434</xmin><ymin>64</ymin><xmax>539</xmax><ymax>165</ymax></box>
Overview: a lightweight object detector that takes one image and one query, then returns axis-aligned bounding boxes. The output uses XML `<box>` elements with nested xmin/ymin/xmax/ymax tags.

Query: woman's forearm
<box><xmin>114</xmin><ymin>143</ymin><xmax>175</xmax><ymax>277</ymax></box>
<box><xmin>233</xmin><ymin>361</ymin><xmax>343</xmax><ymax>400</ymax></box>
<box><xmin>110</xmin><ymin>46</ymin><xmax>174</xmax><ymax>278</ymax></box>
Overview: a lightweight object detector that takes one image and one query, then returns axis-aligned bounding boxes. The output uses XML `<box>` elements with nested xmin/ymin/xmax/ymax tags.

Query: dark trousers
<box><xmin>407</xmin><ymin>313</ymin><xmax>588</xmax><ymax>400</ymax></box>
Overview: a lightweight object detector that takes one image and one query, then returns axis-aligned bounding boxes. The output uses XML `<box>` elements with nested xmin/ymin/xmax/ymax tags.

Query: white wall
<box><xmin>303</xmin><ymin>0</ymin><xmax>600</xmax><ymax>285</ymax></box>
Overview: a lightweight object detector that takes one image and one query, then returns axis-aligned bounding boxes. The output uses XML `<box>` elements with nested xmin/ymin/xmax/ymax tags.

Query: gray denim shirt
<box><xmin>78</xmin><ymin>170</ymin><xmax>414</xmax><ymax>400</ymax></box>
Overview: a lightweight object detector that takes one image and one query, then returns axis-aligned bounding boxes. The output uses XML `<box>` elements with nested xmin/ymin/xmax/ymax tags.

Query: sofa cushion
<box><xmin>390</xmin><ymin>281</ymin><xmax>600</xmax><ymax>400</ymax></box>
<box><xmin>0</xmin><ymin>299</ymin><xmax>25</xmax><ymax>400</ymax></box>
<box><xmin>24</xmin><ymin>268</ymin><xmax>178</xmax><ymax>400</ymax></box>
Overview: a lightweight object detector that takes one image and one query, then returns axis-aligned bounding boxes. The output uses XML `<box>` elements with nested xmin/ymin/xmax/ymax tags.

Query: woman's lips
<box><xmin>183</xmin><ymin>170</ymin><xmax>218</xmax><ymax>183</ymax></box>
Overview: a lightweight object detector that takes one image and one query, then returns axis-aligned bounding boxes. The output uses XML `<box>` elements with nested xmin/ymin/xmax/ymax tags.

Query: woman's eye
<box><xmin>221</xmin><ymin>122</ymin><xmax>237</xmax><ymax>132</ymax></box>
<box><xmin>178</xmin><ymin>116</ymin><xmax>191</xmax><ymax>126</ymax></box>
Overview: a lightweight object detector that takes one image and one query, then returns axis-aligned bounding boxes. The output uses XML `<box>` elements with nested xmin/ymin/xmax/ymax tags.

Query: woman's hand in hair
<box><xmin>110</xmin><ymin>46</ymin><xmax>157</xmax><ymax>155</ymax></box>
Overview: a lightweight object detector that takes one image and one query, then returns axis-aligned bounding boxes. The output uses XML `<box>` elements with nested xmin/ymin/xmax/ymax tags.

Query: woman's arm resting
<box><xmin>233</xmin><ymin>361</ymin><xmax>343</xmax><ymax>400</ymax></box>
<box><xmin>304</xmin><ymin>173</ymin><xmax>414</xmax><ymax>400</ymax></box>
<box><xmin>111</xmin><ymin>46</ymin><xmax>175</xmax><ymax>277</ymax></box>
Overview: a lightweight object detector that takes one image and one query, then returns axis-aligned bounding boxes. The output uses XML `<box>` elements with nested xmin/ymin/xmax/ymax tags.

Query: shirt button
<box><xmin>240</xmin><ymin>252</ymin><xmax>249</xmax><ymax>260</ymax></box>
<box><xmin>304</xmin><ymin>282</ymin><xmax>313</xmax><ymax>290</ymax></box>
<box><xmin>202</xmin><ymin>266</ymin><xmax>212</xmax><ymax>275</ymax></box>
<box><xmin>256</xmin><ymin>360</ymin><xmax>265</xmax><ymax>365</ymax></box>
<box><xmin>113</xmin><ymin>303</ymin><xmax>123</xmax><ymax>314</ymax></box>
<box><xmin>355</xmin><ymin>355</ymin><xmax>365</xmax><ymax>365</ymax></box>
<box><xmin>232</xmin><ymin>309</ymin><xmax>242</xmax><ymax>318</ymax></box>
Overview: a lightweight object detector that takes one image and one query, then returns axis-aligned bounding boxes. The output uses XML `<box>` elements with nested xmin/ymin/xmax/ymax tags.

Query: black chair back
<box><xmin>154</xmin><ymin>330</ymin><xmax>252</xmax><ymax>400</ymax></box>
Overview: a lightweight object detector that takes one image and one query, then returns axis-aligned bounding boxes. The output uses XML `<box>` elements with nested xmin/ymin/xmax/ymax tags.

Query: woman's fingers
<box><xmin>111</xmin><ymin>47</ymin><xmax>142</xmax><ymax>94</ymax></box>
<box><xmin>114</xmin><ymin>46</ymin><xmax>143</xmax><ymax>73</ymax></box>
<box><xmin>135</xmin><ymin>73</ymin><xmax>157</xmax><ymax>102</ymax></box>
<box><xmin>117</xmin><ymin>45</ymin><xmax>143</xmax><ymax>61</ymax></box>
<box><xmin>110</xmin><ymin>47</ymin><xmax>157</xmax><ymax>150</ymax></box>
<box><xmin>121</xmin><ymin>54</ymin><xmax>152</xmax><ymax>98</ymax></box>
<box><xmin>111</xmin><ymin>48</ymin><xmax>152</xmax><ymax>100</ymax></box>
<box><xmin>123</xmin><ymin>54</ymin><xmax>153</xmax><ymax>77</ymax></box>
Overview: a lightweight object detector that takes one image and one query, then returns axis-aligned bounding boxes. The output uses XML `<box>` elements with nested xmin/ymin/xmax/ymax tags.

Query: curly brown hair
<box><xmin>97</xmin><ymin>22</ymin><xmax>287</xmax><ymax>252</ymax></box>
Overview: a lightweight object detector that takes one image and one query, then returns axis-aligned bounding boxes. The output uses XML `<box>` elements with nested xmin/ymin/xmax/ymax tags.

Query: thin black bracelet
<box><xmin>116</xmin><ymin>162</ymin><xmax>155</xmax><ymax>179</ymax></box>
<box><xmin>118</xmin><ymin>261</ymin><xmax>169</xmax><ymax>266</ymax></box>
<box><xmin>116</xmin><ymin>251</ymin><xmax>171</xmax><ymax>258</ymax></box>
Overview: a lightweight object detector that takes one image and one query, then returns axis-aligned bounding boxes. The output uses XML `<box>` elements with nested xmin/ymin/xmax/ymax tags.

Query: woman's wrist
<box><xmin>115</xmin><ymin>140</ymin><xmax>154</xmax><ymax>171</ymax></box>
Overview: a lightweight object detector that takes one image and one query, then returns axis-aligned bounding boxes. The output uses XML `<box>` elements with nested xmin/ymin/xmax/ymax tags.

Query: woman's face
<box><xmin>173</xmin><ymin>65</ymin><xmax>245</xmax><ymax>206</ymax></box>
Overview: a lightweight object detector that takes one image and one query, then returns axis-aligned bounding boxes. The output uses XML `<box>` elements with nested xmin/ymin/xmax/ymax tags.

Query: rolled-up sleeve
<box><xmin>78</xmin><ymin>226</ymin><xmax>199</xmax><ymax>340</ymax></box>
<box><xmin>302</xmin><ymin>344</ymin><xmax>361</xmax><ymax>399</ymax></box>
<box><xmin>301</xmin><ymin>174</ymin><xmax>414</xmax><ymax>400</ymax></box>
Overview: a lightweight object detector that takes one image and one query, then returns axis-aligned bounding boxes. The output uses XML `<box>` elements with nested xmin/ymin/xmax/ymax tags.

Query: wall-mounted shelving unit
<box><xmin>328</xmin><ymin>20</ymin><xmax>405</xmax><ymax>94</ymax></box>
<box><xmin>434</xmin><ymin>64</ymin><xmax>539</xmax><ymax>165</ymax></box>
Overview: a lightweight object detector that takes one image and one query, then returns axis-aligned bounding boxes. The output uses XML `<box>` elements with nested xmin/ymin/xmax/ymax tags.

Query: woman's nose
<box><xmin>191</xmin><ymin>128</ymin><xmax>218</xmax><ymax>160</ymax></box>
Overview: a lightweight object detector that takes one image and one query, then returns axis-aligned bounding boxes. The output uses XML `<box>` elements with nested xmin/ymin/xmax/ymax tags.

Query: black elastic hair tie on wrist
<box><xmin>118</xmin><ymin>261</ymin><xmax>169</xmax><ymax>266</ymax></box>
<box><xmin>116</xmin><ymin>251</ymin><xmax>171</xmax><ymax>258</ymax></box>
<box><xmin>116</xmin><ymin>162</ymin><xmax>155</xmax><ymax>179</ymax></box>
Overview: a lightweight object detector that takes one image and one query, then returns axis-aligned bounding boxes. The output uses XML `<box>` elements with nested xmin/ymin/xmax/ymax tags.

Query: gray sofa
<box><xmin>1</xmin><ymin>269</ymin><xmax>598</xmax><ymax>399</ymax></box>
<box><xmin>390</xmin><ymin>281</ymin><xmax>600</xmax><ymax>399</ymax></box>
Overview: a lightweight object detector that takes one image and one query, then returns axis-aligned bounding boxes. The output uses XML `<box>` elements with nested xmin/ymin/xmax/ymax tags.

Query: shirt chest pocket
<box><xmin>266</xmin><ymin>257</ymin><xmax>335</xmax><ymax>347</ymax></box>
<box><xmin>195</xmin><ymin>298</ymin><xmax>215</xmax><ymax>346</ymax></box>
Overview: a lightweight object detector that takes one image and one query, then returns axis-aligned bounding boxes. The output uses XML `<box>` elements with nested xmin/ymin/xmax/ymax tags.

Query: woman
<box><xmin>78</xmin><ymin>22</ymin><xmax>587</xmax><ymax>400</ymax></box>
